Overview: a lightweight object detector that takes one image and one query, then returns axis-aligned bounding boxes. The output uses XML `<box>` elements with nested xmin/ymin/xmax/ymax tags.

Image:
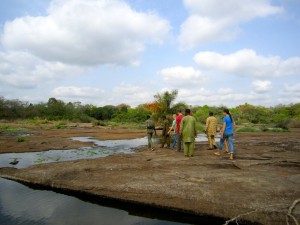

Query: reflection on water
<box><xmin>0</xmin><ymin>178</ymin><xmax>188</xmax><ymax>225</ymax></box>
<box><xmin>0</xmin><ymin>134</ymin><xmax>213</xmax><ymax>169</ymax></box>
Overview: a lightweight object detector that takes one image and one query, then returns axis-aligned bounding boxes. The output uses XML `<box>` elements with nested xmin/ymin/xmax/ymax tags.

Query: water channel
<box><xmin>0</xmin><ymin>134</ymin><xmax>225</xmax><ymax>225</ymax></box>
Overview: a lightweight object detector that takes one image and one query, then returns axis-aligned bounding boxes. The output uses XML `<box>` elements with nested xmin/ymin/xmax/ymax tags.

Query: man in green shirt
<box><xmin>146</xmin><ymin>115</ymin><xmax>156</xmax><ymax>150</ymax></box>
<box><xmin>180</xmin><ymin>109</ymin><xmax>197</xmax><ymax>157</ymax></box>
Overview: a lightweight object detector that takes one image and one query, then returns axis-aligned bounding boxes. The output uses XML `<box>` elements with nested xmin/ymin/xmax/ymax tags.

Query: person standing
<box><xmin>146</xmin><ymin>115</ymin><xmax>156</xmax><ymax>151</ymax></box>
<box><xmin>169</xmin><ymin>114</ymin><xmax>177</xmax><ymax>149</ymax></box>
<box><xmin>214</xmin><ymin>109</ymin><xmax>234</xmax><ymax>160</ymax></box>
<box><xmin>176</xmin><ymin>109</ymin><xmax>184</xmax><ymax>152</ymax></box>
<box><xmin>161</xmin><ymin>115</ymin><xmax>170</xmax><ymax>148</ymax></box>
<box><xmin>205</xmin><ymin>112</ymin><xmax>218</xmax><ymax>150</ymax></box>
<box><xmin>180</xmin><ymin>109</ymin><xmax>197</xmax><ymax>157</ymax></box>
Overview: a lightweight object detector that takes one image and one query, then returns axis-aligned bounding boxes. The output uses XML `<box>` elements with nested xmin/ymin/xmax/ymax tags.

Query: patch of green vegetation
<box><xmin>1</xmin><ymin>125</ymin><xmax>26</xmax><ymax>132</ymax></box>
<box><xmin>1</xmin><ymin>125</ymin><xmax>10</xmax><ymax>130</ymax></box>
<box><xmin>196</xmin><ymin>122</ymin><xmax>205</xmax><ymax>132</ymax></box>
<box><xmin>267</xmin><ymin>128</ymin><xmax>289</xmax><ymax>132</ymax></box>
<box><xmin>93</xmin><ymin>120</ymin><xmax>106</xmax><ymax>126</ymax></box>
<box><xmin>87</xmin><ymin>150</ymin><xmax>98</xmax><ymax>156</ymax></box>
<box><xmin>34</xmin><ymin>155</ymin><xmax>56</xmax><ymax>164</ymax></box>
<box><xmin>16</xmin><ymin>136</ymin><xmax>25</xmax><ymax>142</ymax></box>
<box><xmin>235</xmin><ymin>127</ymin><xmax>261</xmax><ymax>132</ymax></box>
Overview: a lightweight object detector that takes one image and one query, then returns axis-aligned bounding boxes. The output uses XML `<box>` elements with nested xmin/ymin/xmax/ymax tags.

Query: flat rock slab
<box><xmin>0</xmin><ymin>125</ymin><xmax>300</xmax><ymax>224</ymax></box>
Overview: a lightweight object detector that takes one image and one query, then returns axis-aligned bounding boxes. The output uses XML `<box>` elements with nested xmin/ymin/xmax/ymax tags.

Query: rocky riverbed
<box><xmin>0</xmin><ymin>123</ymin><xmax>299</xmax><ymax>225</ymax></box>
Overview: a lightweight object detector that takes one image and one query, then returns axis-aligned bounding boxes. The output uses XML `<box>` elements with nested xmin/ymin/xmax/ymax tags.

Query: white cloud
<box><xmin>278</xmin><ymin>83</ymin><xmax>300</xmax><ymax>104</ymax></box>
<box><xmin>112</xmin><ymin>83</ymin><xmax>153</xmax><ymax>106</ymax></box>
<box><xmin>0</xmin><ymin>51</ymin><xmax>82</xmax><ymax>88</ymax></box>
<box><xmin>282</xmin><ymin>83</ymin><xmax>300</xmax><ymax>97</ymax></box>
<box><xmin>217</xmin><ymin>88</ymin><xmax>234</xmax><ymax>95</ymax></box>
<box><xmin>179</xmin><ymin>0</ymin><xmax>283</xmax><ymax>48</ymax></box>
<box><xmin>1</xmin><ymin>0</ymin><xmax>171</xmax><ymax>66</ymax></box>
<box><xmin>176</xmin><ymin>87</ymin><xmax>272</xmax><ymax>107</ymax></box>
<box><xmin>159</xmin><ymin>66</ymin><xmax>206</xmax><ymax>86</ymax></box>
<box><xmin>52</xmin><ymin>86</ymin><xmax>104</xmax><ymax>98</ymax></box>
<box><xmin>194</xmin><ymin>49</ymin><xmax>300</xmax><ymax>78</ymax></box>
<box><xmin>252</xmin><ymin>80</ymin><xmax>272</xmax><ymax>93</ymax></box>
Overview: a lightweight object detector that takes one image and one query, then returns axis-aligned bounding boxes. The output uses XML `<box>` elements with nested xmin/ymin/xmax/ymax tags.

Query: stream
<box><xmin>0</xmin><ymin>134</ymin><xmax>225</xmax><ymax>225</ymax></box>
<box><xmin>0</xmin><ymin>134</ymin><xmax>211</xmax><ymax>169</ymax></box>
<box><xmin>0</xmin><ymin>178</ymin><xmax>198</xmax><ymax>225</ymax></box>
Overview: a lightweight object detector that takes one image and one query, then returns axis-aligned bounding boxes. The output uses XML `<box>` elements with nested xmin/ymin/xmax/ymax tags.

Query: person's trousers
<box><xmin>161</xmin><ymin>135</ymin><xmax>170</xmax><ymax>148</ymax></box>
<box><xmin>171</xmin><ymin>134</ymin><xmax>177</xmax><ymax>148</ymax></box>
<box><xmin>207</xmin><ymin>134</ymin><xmax>216</xmax><ymax>148</ymax></box>
<box><xmin>177</xmin><ymin>134</ymin><xmax>182</xmax><ymax>151</ymax></box>
<box><xmin>147</xmin><ymin>133</ymin><xmax>153</xmax><ymax>149</ymax></box>
<box><xmin>218</xmin><ymin>133</ymin><xmax>234</xmax><ymax>153</ymax></box>
<box><xmin>183</xmin><ymin>141</ymin><xmax>195</xmax><ymax>156</ymax></box>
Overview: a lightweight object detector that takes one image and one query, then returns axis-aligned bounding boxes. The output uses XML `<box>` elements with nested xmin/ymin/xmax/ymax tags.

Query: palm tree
<box><xmin>154</xmin><ymin>89</ymin><xmax>178</xmax><ymax>114</ymax></box>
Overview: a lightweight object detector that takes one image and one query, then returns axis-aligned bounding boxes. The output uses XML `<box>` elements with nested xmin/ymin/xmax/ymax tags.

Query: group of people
<box><xmin>146</xmin><ymin>108</ymin><xmax>235</xmax><ymax>160</ymax></box>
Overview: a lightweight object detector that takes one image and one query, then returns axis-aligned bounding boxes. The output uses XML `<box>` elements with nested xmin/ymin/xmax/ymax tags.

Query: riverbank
<box><xmin>0</xmin><ymin>124</ymin><xmax>299</xmax><ymax>224</ymax></box>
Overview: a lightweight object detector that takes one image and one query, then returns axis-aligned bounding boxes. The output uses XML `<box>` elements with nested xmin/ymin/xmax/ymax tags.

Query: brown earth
<box><xmin>0</xmin><ymin>123</ymin><xmax>299</xmax><ymax>225</ymax></box>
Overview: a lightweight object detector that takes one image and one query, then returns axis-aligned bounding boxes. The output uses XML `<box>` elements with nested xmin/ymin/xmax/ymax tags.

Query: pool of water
<box><xmin>0</xmin><ymin>134</ymin><xmax>212</xmax><ymax>169</ymax></box>
<box><xmin>0</xmin><ymin>135</ymin><xmax>227</xmax><ymax>225</ymax></box>
<box><xmin>0</xmin><ymin>178</ymin><xmax>197</xmax><ymax>225</ymax></box>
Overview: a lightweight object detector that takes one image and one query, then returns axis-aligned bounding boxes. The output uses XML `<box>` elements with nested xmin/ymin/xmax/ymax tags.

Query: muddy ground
<box><xmin>0</xmin><ymin>123</ymin><xmax>299</xmax><ymax>225</ymax></box>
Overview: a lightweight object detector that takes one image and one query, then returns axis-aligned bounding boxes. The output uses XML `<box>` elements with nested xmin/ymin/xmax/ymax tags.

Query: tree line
<box><xmin>1</xmin><ymin>91</ymin><xmax>300</xmax><ymax>129</ymax></box>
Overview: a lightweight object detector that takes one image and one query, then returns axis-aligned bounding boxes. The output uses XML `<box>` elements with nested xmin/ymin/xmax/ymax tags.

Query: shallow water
<box><xmin>0</xmin><ymin>178</ymin><xmax>190</xmax><ymax>225</ymax></box>
<box><xmin>0</xmin><ymin>134</ymin><xmax>226</xmax><ymax>225</ymax></box>
<box><xmin>0</xmin><ymin>134</ymin><xmax>212</xmax><ymax>169</ymax></box>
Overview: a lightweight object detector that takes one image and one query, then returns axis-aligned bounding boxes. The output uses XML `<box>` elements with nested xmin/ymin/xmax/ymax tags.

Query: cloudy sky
<box><xmin>0</xmin><ymin>0</ymin><xmax>299</xmax><ymax>107</ymax></box>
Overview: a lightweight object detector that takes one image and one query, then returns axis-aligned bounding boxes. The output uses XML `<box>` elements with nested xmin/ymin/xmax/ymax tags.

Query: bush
<box><xmin>288</xmin><ymin>119</ymin><xmax>300</xmax><ymax>128</ymax></box>
<box><xmin>236</xmin><ymin>127</ymin><xmax>261</xmax><ymax>132</ymax></box>
<box><xmin>196</xmin><ymin>122</ymin><xmax>205</xmax><ymax>132</ymax></box>
<box><xmin>93</xmin><ymin>120</ymin><xmax>106</xmax><ymax>126</ymax></box>
<box><xmin>16</xmin><ymin>137</ymin><xmax>25</xmax><ymax>142</ymax></box>
<box><xmin>274</xmin><ymin>119</ymin><xmax>290</xmax><ymax>130</ymax></box>
<box><xmin>267</xmin><ymin>128</ymin><xmax>289</xmax><ymax>132</ymax></box>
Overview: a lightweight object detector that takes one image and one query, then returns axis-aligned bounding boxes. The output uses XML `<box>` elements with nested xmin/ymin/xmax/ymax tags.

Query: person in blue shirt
<box><xmin>214</xmin><ymin>108</ymin><xmax>235</xmax><ymax>160</ymax></box>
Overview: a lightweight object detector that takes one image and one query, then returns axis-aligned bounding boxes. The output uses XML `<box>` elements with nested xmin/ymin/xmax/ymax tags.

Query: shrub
<box><xmin>93</xmin><ymin>120</ymin><xmax>106</xmax><ymax>126</ymax></box>
<box><xmin>16</xmin><ymin>137</ymin><xmax>25</xmax><ymax>142</ymax></box>
<box><xmin>267</xmin><ymin>128</ymin><xmax>289</xmax><ymax>132</ymax></box>
<box><xmin>288</xmin><ymin>119</ymin><xmax>300</xmax><ymax>128</ymax></box>
<box><xmin>235</xmin><ymin>127</ymin><xmax>261</xmax><ymax>132</ymax></box>
<box><xmin>196</xmin><ymin>122</ymin><xmax>205</xmax><ymax>132</ymax></box>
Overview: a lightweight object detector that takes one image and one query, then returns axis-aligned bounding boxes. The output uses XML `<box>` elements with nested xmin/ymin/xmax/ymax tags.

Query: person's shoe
<box><xmin>214</xmin><ymin>152</ymin><xmax>221</xmax><ymax>156</ymax></box>
<box><xmin>151</xmin><ymin>147</ymin><xmax>155</xmax><ymax>151</ymax></box>
<box><xmin>213</xmin><ymin>145</ymin><xmax>217</xmax><ymax>149</ymax></box>
<box><xmin>229</xmin><ymin>153</ymin><xmax>234</xmax><ymax>160</ymax></box>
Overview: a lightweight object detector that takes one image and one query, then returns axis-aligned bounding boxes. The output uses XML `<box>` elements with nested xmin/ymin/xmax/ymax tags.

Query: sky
<box><xmin>0</xmin><ymin>0</ymin><xmax>300</xmax><ymax>108</ymax></box>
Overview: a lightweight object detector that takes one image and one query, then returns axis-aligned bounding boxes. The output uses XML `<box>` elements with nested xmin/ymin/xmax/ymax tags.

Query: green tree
<box><xmin>154</xmin><ymin>89</ymin><xmax>178</xmax><ymax>115</ymax></box>
<box><xmin>46</xmin><ymin>98</ymin><xmax>66</xmax><ymax>119</ymax></box>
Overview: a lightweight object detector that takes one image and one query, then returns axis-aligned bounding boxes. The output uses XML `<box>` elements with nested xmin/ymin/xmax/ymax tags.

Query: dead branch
<box><xmin>286</xmin><ymin>198</ymin><xmax>300</xmax><ymax>225</ymax></box>
<box><xmin>223</xmin><ymin>203</ymin><xmax>287</xmax><ymax>225</ymax></box>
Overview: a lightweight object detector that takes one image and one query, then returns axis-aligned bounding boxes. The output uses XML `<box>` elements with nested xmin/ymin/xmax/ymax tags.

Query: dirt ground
<box><xmin>0</xmin><ymin>123</ymin><xmax>299</xmax><ymax>225</ymax></box>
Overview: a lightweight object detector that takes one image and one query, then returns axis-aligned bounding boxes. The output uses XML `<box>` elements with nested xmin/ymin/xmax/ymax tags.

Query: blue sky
<box><xmin>0</xmin><ymin>0</ymin><xmax>299</xmax><ymax>107</ymax></box>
